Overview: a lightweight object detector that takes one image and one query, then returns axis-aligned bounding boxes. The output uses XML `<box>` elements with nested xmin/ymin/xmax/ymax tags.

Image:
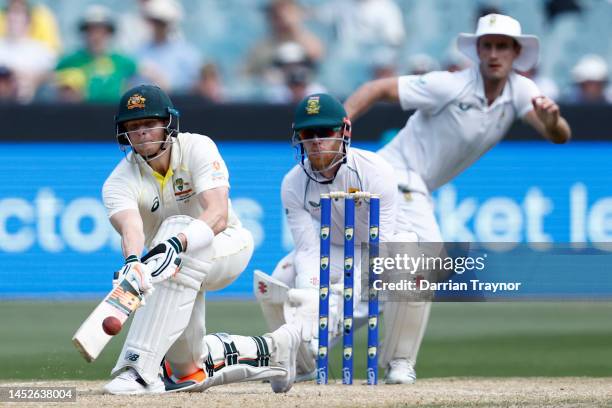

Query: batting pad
<box><xmin>111</xmin><ymin>265</ymin><xmax>207</xmax><ymax>384</ymax></box>
<box><xmin>192</xmin><ymin>334</ymin><xmax>285</xmax><ymax>391</ymax></box>
<box><xmin>379</xmin><ymin>301</ymin><xmax>431</xmax><ymax>368</ymax></box>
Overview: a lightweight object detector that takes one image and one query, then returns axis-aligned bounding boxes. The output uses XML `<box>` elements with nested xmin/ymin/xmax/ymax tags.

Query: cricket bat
<box><xmin>72</xmin><ymin>278</ymin><xmax>143</xmax><ymax>362</ymax></box>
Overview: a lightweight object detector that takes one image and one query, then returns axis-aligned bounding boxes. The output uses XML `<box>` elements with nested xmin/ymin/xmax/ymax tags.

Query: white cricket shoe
<box><xmin>103</xmin><ymin>367</ymin><xmax>165</xmax><ymax>395</ymax></box>
<box><xmin>384</xmin><ymin>359</ymin><xmax>417</xmax><ymax>385</ymax></box>
<box><xmin>268</xmin><ymin>323</ymin><xmax>300</xmax><ymax>393</ymax></box>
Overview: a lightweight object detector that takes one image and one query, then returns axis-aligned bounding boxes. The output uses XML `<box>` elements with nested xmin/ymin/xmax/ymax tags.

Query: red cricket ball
<box><xmin>102</xmin><ymin>316</ymin><xmax>122</xmax><ymax>336</ymax></box>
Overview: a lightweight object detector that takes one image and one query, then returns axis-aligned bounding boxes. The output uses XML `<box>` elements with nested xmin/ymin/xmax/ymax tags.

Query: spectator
<box><xmin>315</xmin><ymin>0</ymin><xmax>405</xmax><ymax>56</ymax></box>
<box><xmin>544</xmin><ymin>0</ymin><xmax>582</xmax><ymax>23</ymax></box>
<box><xmin>370</xmin><ymin>48</ymin><xmax>398</xmax><ymax>80</ymax></box>
<box><xmin>406</xmin><ymin>53</ymin><xmax>439</xmax><ymax>75</ymax></box>
<box><xmin>56</xmin><ymin>5</ymin><xmax>136</xmax><ymax>103</ymax></box>
<box><xmin>442</xmin><ymin>44</ymin><xmax>472</xmax><ymax>73</ymax></box>
<box><xmin>54</xmin><ymin>67</ymin><xmax>86</xmax><ymax>103</ymax></box>
<box><xmin>244</xmin><ymin>0</ymin><xmax>324</xmax><ymax>80</ymax></box>
<box><xmin>194</xmin><ymin>62</ymin><xmax>224</xmax><ymax>103</ymax></box>
<box><xmin>564</xmin><ymin>54</ymin><xmax>611</xmax><ymax>104</ymax></box>
<box><xmin>519</xmin><ymin>66</ymin><xmax>560</xmax><ymax>101</ymax></box>
<box><xmin>116</xmin><ymin>0</ymin><xmax>153</xmax><ymax>53</ymax></box>
<box><xmin>0</xmin><ymin>0</ymin><xmax>55</xmax><ymax>102</ymax></box>
<box><xmin>0</xmin><ymin>65</ymin><xmax>17</xmax><ymax>102</ymax></box>
<box><xmin>0</xmin><ymin>0</ymin><xmax>61</xmax><ymax>54</ymax></box>
<box><xmin>135</xmin><ymin>0</ymin><xmax>201</xmax><ymax>93</ymax></box>
<box><xmin>266</xmin><ymin>41</ymin><xmax>326</xmax><ymax>103</ymax></box>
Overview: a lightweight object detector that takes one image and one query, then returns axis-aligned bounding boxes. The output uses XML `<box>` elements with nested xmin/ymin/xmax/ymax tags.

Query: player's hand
<box><xmin>284</xmin><ymin>288</ymin><xmax>319</xmax><ymax>341</ymax></box>
<box><xmin>113</xmin><ymin>255</ymin><xmax>154</xmax><ymax>295</ymax></box>
<box><xmin>284</xmin><ymin>286</ymin><xmax>342</xmax><ymax>342</ymax></box>
<box><xmin>532</xmin><ymin>96</ymin><xmax>560</xmax><ymax>130</ymax></box>
<box><xmin>141</xmin><ymin>237</ymin><xmax>183</xmax><ymax>284</ymax></box>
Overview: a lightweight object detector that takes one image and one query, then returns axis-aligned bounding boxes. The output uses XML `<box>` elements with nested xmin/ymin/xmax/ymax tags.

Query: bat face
<box><xmin>72</xmin><ymin>279</ymin><xmax>142</xmax><ymax>362</ymax></box>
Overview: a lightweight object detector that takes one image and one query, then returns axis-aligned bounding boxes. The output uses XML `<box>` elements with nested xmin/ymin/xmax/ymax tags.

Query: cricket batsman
<box><xmin>343</xmin><ymin>13</ymin><xmax>572</xmax><ymax>381</ymax></box>
<box><xmin>254</xmin><ymin>93</ymin><xmax>421</xmax><ymax>384</ymax></box>
<box><xmin>102</xmin><ymin>84</ymin><xmax>299</xmax><ymax>394</ymax></box>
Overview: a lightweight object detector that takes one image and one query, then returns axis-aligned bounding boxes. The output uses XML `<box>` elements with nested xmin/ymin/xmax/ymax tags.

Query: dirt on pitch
<box><xmin>2</xmin><ymin>378</ymin><xmax>611</xmax><ymax>408</ymax></box>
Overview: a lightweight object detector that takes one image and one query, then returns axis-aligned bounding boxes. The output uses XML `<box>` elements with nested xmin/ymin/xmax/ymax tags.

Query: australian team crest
<box><xmin>344</xmin><ymin>256</ymin><xmax>353</xmax><ymax>271</ymax></box>
<box><xmin>344</xmin><ymin>227</ymin><xmax>354</xmax><ymax>241</ymax></box>
<box><xmin>344</xmin><ymin>287</ymin><xmax>353</xmax><ymax>301</ymax></box>
<box><xmin>343</xmin><ymin>346</ymin><xmax>353</xmax><ymax>360</ymax></box>
<box><xmin>319</xmin><ymin>316</ymin><xmax>328</xmax><ymax>330</ymax></box>
<box><xmin>320</xmin><ymin>226</ymin><xmax>330</xmax><ymax>240</ymax></box>
<box><xmin>318</xmin><ymin>346</ymin><xmax>328</xmax><ymax>358</ymax></box>
<box><xmin>369</xmin><ymin>226</ymin><xmax>379</xmax><ymax>240</ymax></box>
<box><xmin>126</xmin><ymin>93</ymin><xmax>146</xmax><ymax>110</ymax></box>
<box><xmin>319</xmin><ymin>286</ymin><xmax>329</xmax><ymax>300</ymax></box>
<box><xmin>174</xmin><ymin>178</ymin><xmax>184</xmax><ymax>191</ymax></box>
<box><xmin>369</xmin><ymin>287</ymin><xmax>377</xmax><ymax>300</ymax></box>
<box><xmin>343</xmin><ymin>317</ymin><xmax>353</xmax><ymax>332</ymax></box>
<box><xmin>368</xmin><ymin>316</ymin><xmax>378</xmax><ymax>329</ymax></box>
<box><xmin>320</xmin><ymin>256</ymin><xmax>329</xmax><ymax>270</ymax></box>
<box><xmin>306</xmin><ymin>96</ymin><xmax>320</xmax><ymax>115</ymax></box>
<box><xmin>367</xmin><ymin>346</ymin><xmax>377</xmax><ymax>358</ymax></box>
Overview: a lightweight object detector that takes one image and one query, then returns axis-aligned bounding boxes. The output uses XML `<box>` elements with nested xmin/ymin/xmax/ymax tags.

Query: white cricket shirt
<box><xmin>102</xmin><ymin>132</ymin><xmax>239</xmax><ymax>247</ymax></box>
<box><xmin>282</xmin><ymin>147</ymin><xmax>397</xmax><ymax>253</ymax></box>
<box><xmin>378</xmin><ymin>67</ymin><xmax>541</xmax><ymax>193</ymax></box>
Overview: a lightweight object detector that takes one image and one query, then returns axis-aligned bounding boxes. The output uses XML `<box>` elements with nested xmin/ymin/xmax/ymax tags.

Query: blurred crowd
<box><xmin>0</xmin><ymin>0</ymin><xmax>611</xmax><ymax>105</ymax></box>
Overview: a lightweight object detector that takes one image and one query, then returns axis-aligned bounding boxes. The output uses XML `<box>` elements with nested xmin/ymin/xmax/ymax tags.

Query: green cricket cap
<box><xmin>293</xmin><ymin>93</ymin><xmax>347</xmax><ymax>130</ymax></box>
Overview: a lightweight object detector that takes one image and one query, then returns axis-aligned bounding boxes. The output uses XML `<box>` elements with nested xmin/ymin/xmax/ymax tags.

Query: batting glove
<box><xmin>113</xmin><ymin>255</ymin><xmax>154</xmax><ymax>295</ymax></box>
<box><xmin>141</xmin><ymin>236</ymin><xmax>184</xmax><ymax>284</ymax></box>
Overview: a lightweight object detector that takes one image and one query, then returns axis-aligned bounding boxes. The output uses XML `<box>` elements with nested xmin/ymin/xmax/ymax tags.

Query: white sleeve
<box><xmin>281</xmin><ymin>175</ymin><xmax>318</xmax><ymax>253</ymax></box>
<box><xmin>514</xmin><ymin>75</ymin><xmax>542</xmax><ymax>118</ymax></box>
<box><xmin>397</xmin><ymin>70</ymin><xmax>456</xmax><ymax>113</ymax></box>
<box><xmin>281</xmin><ymin>174</ymin><xmax>320</xmax><ymax>289</ymax></box>
<box><xmin>102</xmin><ymin>168</ymin><xmax>139</xmax><ymax>218</ymax></box>
<box><xmin>188</xmin><ymin>136</ymin><xmax>230</xmax><ymax>194</ymax></box>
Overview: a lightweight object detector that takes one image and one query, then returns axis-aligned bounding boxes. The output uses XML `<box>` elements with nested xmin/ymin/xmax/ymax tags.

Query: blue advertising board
<box><xmin>0</xmin><ymin>141</ymin><xmax>610</xmax><ymax>298</ymax></box>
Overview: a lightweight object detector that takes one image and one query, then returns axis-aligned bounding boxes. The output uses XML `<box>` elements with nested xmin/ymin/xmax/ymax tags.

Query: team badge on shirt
<box><xmin>305</xmin><ymin>96</ymin><xmax>320</xmax><ymax>115</ymax></box>
<box><xmin>173</xmin><ymin>177</ymin><xmax>194</xmax><ymax>202</ymax></box>
<box><xmin>175</xmin><ymin>178</ymin><xmax>184</xmax><ymax>191</ymax></box>
<box><xmin>126</xmin><ymin>94</ymin><xmax>146</xmax><ymax>110</ymax></box>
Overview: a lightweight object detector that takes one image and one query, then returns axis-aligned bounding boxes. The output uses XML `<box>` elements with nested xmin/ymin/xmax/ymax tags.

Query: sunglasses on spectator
<box><xmin>298</xmin><ymin>127</ymin><xmax>342</xmax><ymax>140</ymax></box>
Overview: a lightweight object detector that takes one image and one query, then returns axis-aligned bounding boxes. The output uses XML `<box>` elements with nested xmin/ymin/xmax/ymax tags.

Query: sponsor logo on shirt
<box><xmin>308</xmin><ymin>200</ymin><xmax>320</xmax><ymax>208</ymax></box>
<box><xmin>458</xmin><ymin>102</ymin><xmax>473</xmax><ymax>111</ymax></box>
<box><xmin>151</xmin><ymin>197</ymin><xmax>159</xmax><ymax>212</ymax></box>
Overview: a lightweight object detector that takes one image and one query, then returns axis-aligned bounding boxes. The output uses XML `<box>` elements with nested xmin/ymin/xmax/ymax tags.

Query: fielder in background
<box><xmin>102</xmin><ymin>84</ymin><xmax>299</xmax><ymax>395</ymax></box>
<box><xmin>254</xmin><ymin>93</ymin><xmax>420</xmax><ymax>384</ymax></box>
<box><xmin>343</xmin><ymin>13</ymin><xmax>572</xmax><ymax>381</ymax></box>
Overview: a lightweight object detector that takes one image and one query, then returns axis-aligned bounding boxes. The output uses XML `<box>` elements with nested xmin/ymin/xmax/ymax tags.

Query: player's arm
<box><xmin>281</xmin><ymin>176</ymin><xmax>320</xmax><ymax>289</ymax></box>
<box><xmin>176</xmin><ymin>186</ymin><xmax>229</xmax><ymax>250</ymax></box>
<box><xmin>524</xmin><ymin>96</ymin><xmax>571</xmax><ymax>144</ymax></box>
<box><xmin>344</xmin><ymin>77</ymin><xmax>399</xmax><ymax>121</ymax></box>
<box><xmin>109</xmin><ymin>209</ymin><xmax>146</xmax><ymax>258</ymax></box>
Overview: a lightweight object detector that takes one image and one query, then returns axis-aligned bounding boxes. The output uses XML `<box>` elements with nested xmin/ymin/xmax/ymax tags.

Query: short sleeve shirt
<box><xmin>102</xmin><ymin>132</ymin><xmax>237</xmax><ymax>247</ymax></box>
<box><xmin>378</xmin><ymin>67</ymin><xmax>541</xmax><ymax>192</ymax></box>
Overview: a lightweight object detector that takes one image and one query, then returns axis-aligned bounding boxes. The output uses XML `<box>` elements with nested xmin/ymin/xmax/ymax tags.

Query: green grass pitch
<box><xmin>1</xmin><ymin>301</ymin><xmax>611</xmax><ymax>380</ymax></box>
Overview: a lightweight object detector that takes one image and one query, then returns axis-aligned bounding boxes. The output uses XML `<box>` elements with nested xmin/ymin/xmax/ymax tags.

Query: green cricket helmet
<box><xmin>291</xmin><ymin>93</ymin><xmax>352</xmax><ymax>183</ymax></box>
<box><xmin>115</xmin><ymin>84</ymin><xmax>180</xmax><ymax>146</ymax></box>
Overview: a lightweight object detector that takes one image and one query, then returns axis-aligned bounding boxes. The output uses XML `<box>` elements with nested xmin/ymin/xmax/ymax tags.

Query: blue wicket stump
<box><xmin>317</xmin><ymin>191</ymin><xmax>380</xmax><ymax>385</ymax></box>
